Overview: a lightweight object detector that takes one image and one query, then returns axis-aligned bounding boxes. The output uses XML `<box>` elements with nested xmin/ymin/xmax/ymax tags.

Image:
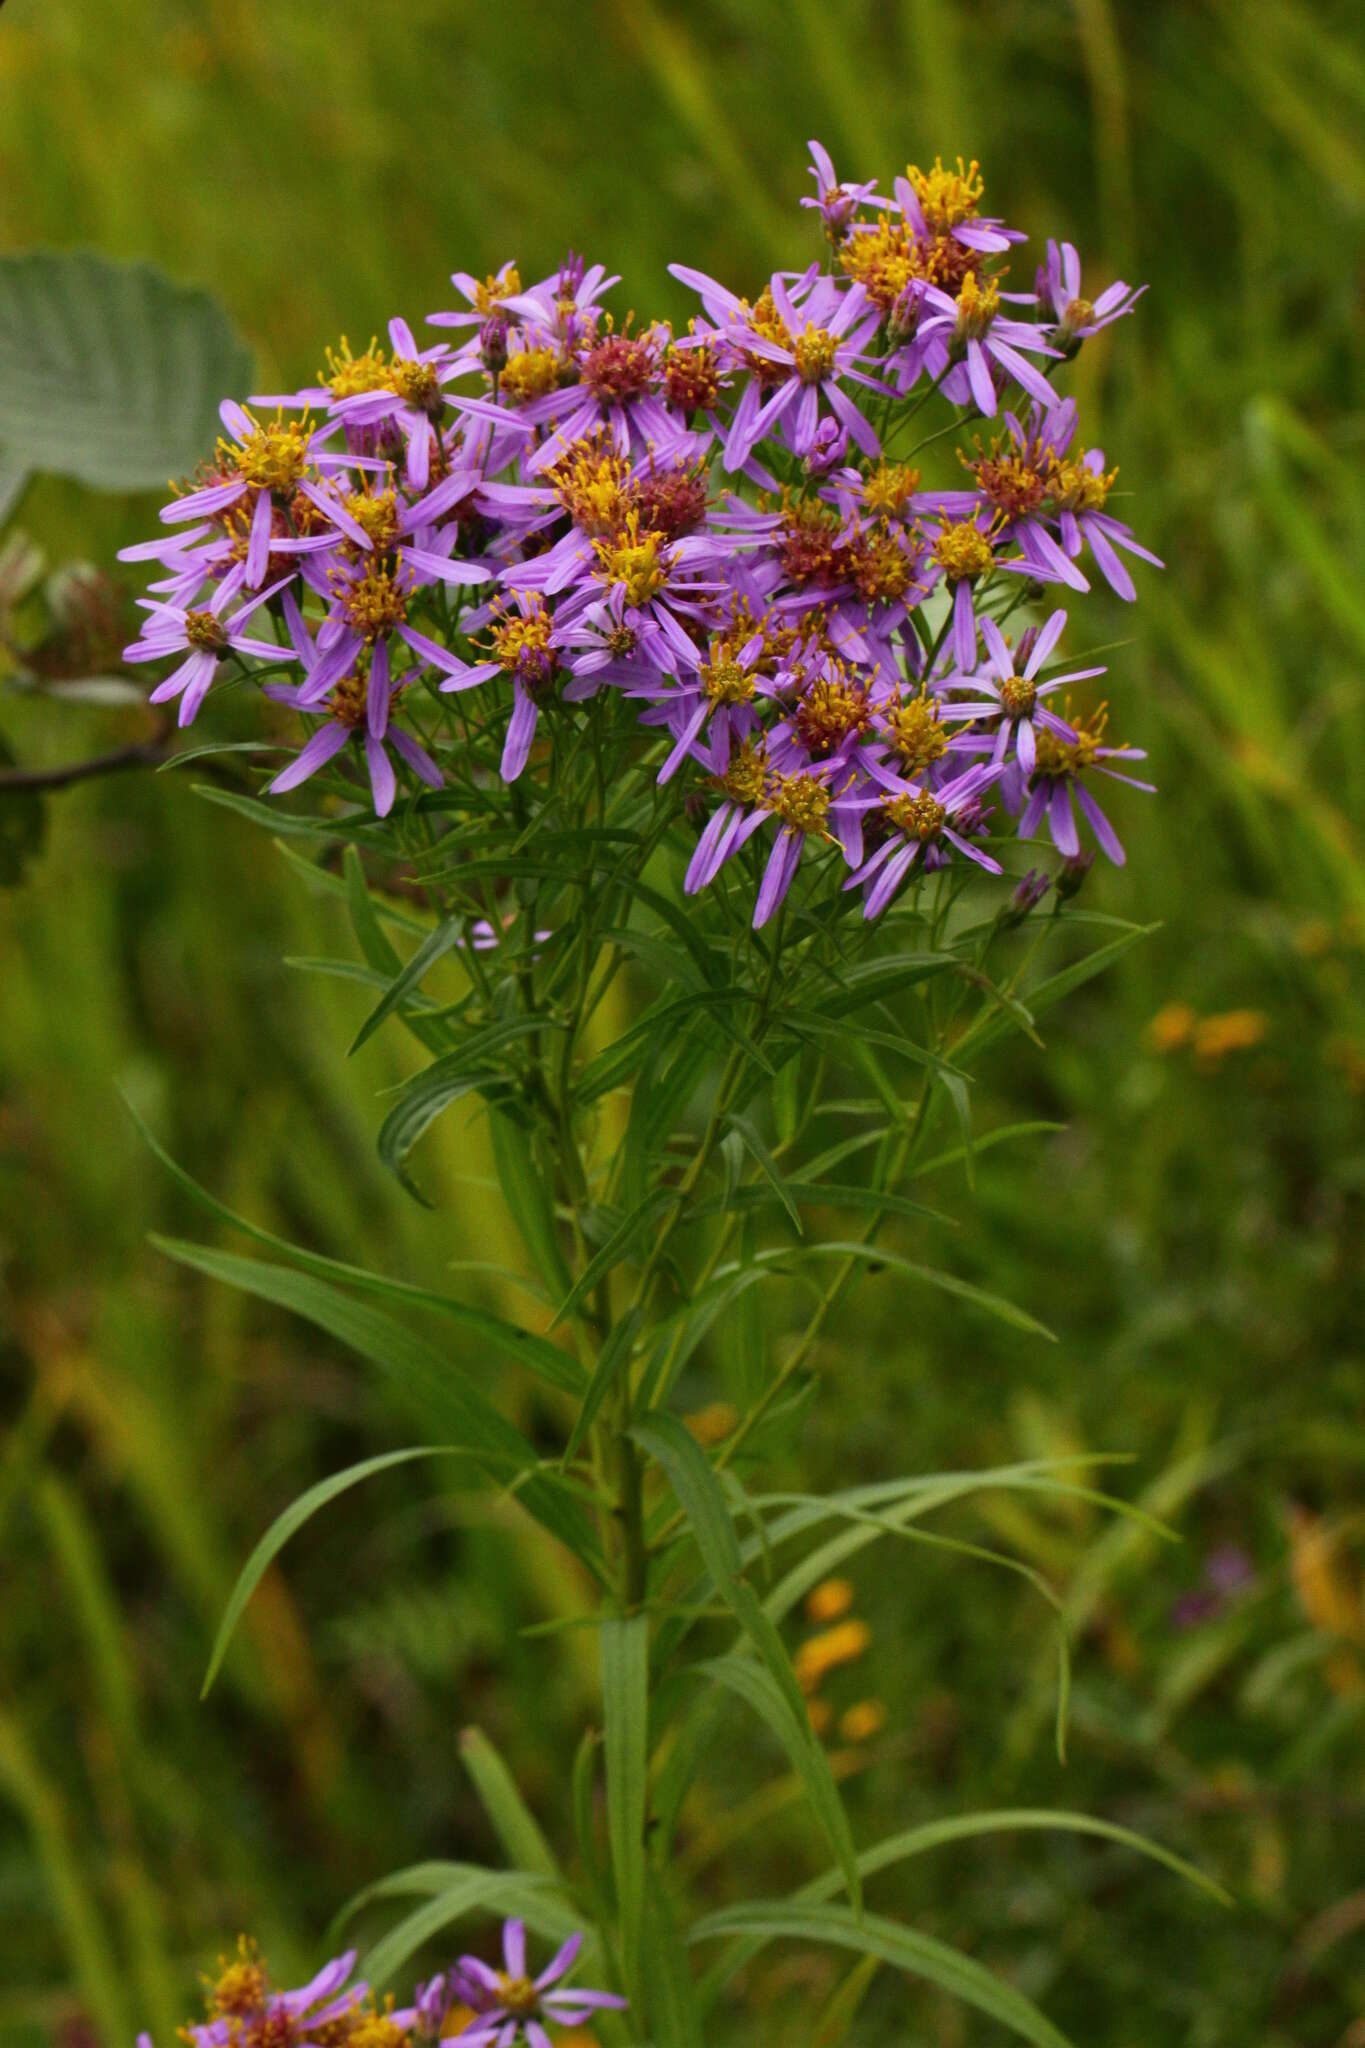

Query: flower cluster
<box><xmin>141</xmin><ymin>1924</ymin><xmax>623</xmax><ymax>2048</ymax></box>
<box><xmin>122</xmin><ymin>145</ymin><xmax>1159</xmax><ymax>923</ymax></box>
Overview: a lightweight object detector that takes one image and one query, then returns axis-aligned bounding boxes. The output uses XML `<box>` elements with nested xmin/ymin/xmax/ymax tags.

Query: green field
<box><xmin>3</xmin><ymin>3</ymin><xmax>1365</xmax><ymax>2042</ymax></box>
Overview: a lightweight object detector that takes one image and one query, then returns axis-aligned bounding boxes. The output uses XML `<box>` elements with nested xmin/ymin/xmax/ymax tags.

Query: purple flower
<box><xmin>1015</xmin><ymin>701</ymin><xmax>1154</xmax><ymax>864</ymax></box>
<box><xmin>1037</xmin><ymin>239</ymin><xmax>1146</xmax><ymax>348</ymax></box>
<box><xmin>123</xmin><ymin>572</ymin><xmax>296</xmax><ymax>725</ymax></box>
<box><xmin>801</xmin><ymin>138</ymin><xmax>882</xmax><ymax>244</ymax></box>
<box><xmin>166</xmin><ymin>1944</ymin><xmax>408</xmax><ymax>2048</ymax></box>
<box><xmin>451</xmin><ymin>1918</ymin><xmax>626</xmax><ymax>2048</ymax></box>
<box><xmin>944</xmin><ymin>608</ymin><xmax>1105</xmax><ymax>775</ymax></box>
<box><xmin>902</xmin><ymin>273</ymin><xmax>1062</xmax><ymax>418</ymax></box>
<box><xmin>842</xmin><ymin>760</ymin><xmax>1003</xmax><ymax>917</ymax></box>
<box><xmin>265</xmin><ymin>640</ymin><xmax>442</xmax><ymax>819</ymax></box>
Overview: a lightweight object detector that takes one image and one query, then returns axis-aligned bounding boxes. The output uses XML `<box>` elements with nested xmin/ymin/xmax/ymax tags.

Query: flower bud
<box><xmin>1001</xmin><ymin>867</ymin><xmax>1051</xmax><ymax>926</ymax></box>
<box><xmin>803</xmin><ymin>416</ymin><xmax>847</xmax><ymax>480</ymax></box>
<box><xmin>1056</xmin><ymin>851</ymin><xmax>1094</xmax><ymax>900</ymax></box>
<box><xmin>480</xmin><ymin>312</ymin><xmax>510</xmax><ymax>374</ymax></box>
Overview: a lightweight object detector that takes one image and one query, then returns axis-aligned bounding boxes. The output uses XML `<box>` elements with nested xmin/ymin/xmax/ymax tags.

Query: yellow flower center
<box><xmin>838</xmin><ymin>217</ymin><xmax>917</xmax><ymax>313</ymax></box>
<box><xmin>495</xmin><ymin>1977</ymin><xmax>539</xmax><ymax>2019</ymax></box>
<box><xmin>852</xmin><ymin>525</ymin><xmax>916</xmax><ymax>605</ymax></box>
<box><xmin>883</xmin><ymin>791</ymin><xmax>947</xmax><ymax>841</ymax></box>
<box><xmin>906</xmin><ymin>155</ymin><xmax>985</xmax><ymax>233</ymax></box>
<box><xmin>931</xmin><ymin>520</ymin><xmax>994</xmax><ymax>581</ymax></box>
<box><xmin>793</xmin><ymin>325</ymin><xmax>838</xmax><ymax>384</ymax></box>
<box><xmin>344</xmin><ymin>489</ymin><xmax>402</xmax><ymax>551</ymax></box>
<box><xmin>765</xmin><ymin>770</ymin><xmax>831</xmax><ymax>836</ymax></box>
<box><xmin>328</xmin><ymin>667</ymin><xmax>369</xmax><ymax>729</ymax></box>
<box><xmin>793</xmin><ymin>671</ymin><xmax>869</xmax><ymax>755</ymax></box>
<box><xmin>549</xmin><ymin>438</ymin><xmax>631</xmax><ymax>535</ymax></box>
<box><xmin>184</xmin><ymin>608</ymin><xmax>227</xmax><ymax>652</ymax></box>
<box><xmin>206</xmin><ymin>1948</ymin><xmax>267</xmax><ymax>2018</ymax></box>
<box><xmin>702</xmin><ymin>654</ymin><xmax>755</xmax><ymax>705</ymax></box>
<box><xmin>475</xmin><ymin>267</ymin><xmax>521</xmax><ymax>313</ymax></box>
<box><xmin>388</xmin><ymin>359</ymin><xmax>443</xmax><ymax>413</ymax></box>
<box><xmin>225</xmin><ymin>409</ymin><xmax>313</xmax><ymax>494</ymax></box>
<box><xmin>489</xmin><ymin>601</ymin><xmax>555</xmax><ymax>682</ymax></box>
<box><xmin>720</xmin><ymin>741</ymin><xmax>768</xmax><ymax>806</ymax></box>
<box><xmin>1063</xmin><ymin>296</ymin><xmax>1095</xmax><ymax>330</ymax></box>
<box><xmin>999</xmin><ymin>673</ymin><xmax>1036</xmax><ymax>718</ymax></box>
<box><xmin>333</xmin><ymin>560</ymin><xmax>409</xmax><ymax>641</ymax></box>
<box><xmin>322</xmin><ymin>337</ymin><xmax>392</xmax><ymax>399</ymax></box>
<box><xmin>594</xmin><ymin>514</ymin><xmax>668</xmax><ymax>607</ymax></box>
<box><xmin>861</xmin><ymin>462</ymin><xmax>921</xmax><ymax>519</ymax></box>
<box><xmin>1045</xmin><ymin>455</ymin><xmax>1115</xmax><ymax>514</ymax></box>
<box><xmin>1031</xmin><ymin>700</ymin><xmax>1115</xmax><ymax>779</ymax></box>
<box><xmin>499</xmin><ymin>348</ymin><xmax>562</xmax><ymax>404</ymax></box>
<box><xmin>884</xmin><ymin>693</ymin><xmax>948</xmax><ymax>773</ymax></box>
<box><xmin>954</xmin><ymin>272</ymin><xmax>1000</xmax><ymax>340</ymax></box>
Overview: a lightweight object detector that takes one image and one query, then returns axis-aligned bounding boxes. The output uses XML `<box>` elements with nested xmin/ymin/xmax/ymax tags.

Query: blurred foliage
<box><xmin>2</xmin><ymin>0</ymin><xmax>1365</xmax><ymax>2042</ymax></box>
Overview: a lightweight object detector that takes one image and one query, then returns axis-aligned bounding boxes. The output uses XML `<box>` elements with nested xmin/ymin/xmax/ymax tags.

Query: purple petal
<box><xmin>269</xmin><ymin>720</ymin><xmax>349</xmax><ymax>794</ymax></box>
<box><xmin>365</xmin><ymin>732</ymin><xmax>396</xmax><ymax>816</ymax></box>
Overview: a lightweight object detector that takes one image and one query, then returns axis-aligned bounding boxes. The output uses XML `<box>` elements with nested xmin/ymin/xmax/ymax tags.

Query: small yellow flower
<box><xmin>839</xmin><ymin>1698</ymin><xmax>888</xmax><ymax>1744</ymax></box>
<box><xmin>1145</xmin><ymin>1001</ymin><xmax>1195</xmax><ymax>1054</ymax></box>
<box><xmin>1191</xmin><ymin>1009</ymin><xmax>1267</xmax><ymax>1065</ymax></box>
<box><xmin>795</xmin><ymin>1618</ymin><xmax>871</xmax><ymax>1694</ymax></box>
<box><xmin>805</xmin><ymin>1577</ymin><xmax>855</xmax><ymax>1624</ymax></box>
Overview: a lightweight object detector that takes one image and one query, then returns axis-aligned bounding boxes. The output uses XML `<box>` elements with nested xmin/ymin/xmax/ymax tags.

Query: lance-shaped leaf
<box><xmin>151</xmin><ymin>1238</ymin><xmax>604</xmax><ymax>1577</ymax></box>
<box><xmin>690</xmin><ymin>1903</ymin><xmax>1072</xmax><ymax>2048</ymax></box>
<box><xmin>202</xmin><ymin>1446</ymin><xmax>459</xmax><ymax>1697</ymax></box>
<box><xmin>601</xmin><ymin>1614</ymin><xmax>650</xmax><ymax>1995</ymax></box>
<box><xmin>631</xmin><ymin>1412</ymin><xmax>860</xmax><ymax>1911</ymax></box>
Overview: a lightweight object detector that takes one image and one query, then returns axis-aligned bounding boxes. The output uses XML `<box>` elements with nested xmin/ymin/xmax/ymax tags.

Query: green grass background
<box><xmin>3</xmin><ymin>1</ymin><xmax>1365</xmax><ymax>2042</ymax></box>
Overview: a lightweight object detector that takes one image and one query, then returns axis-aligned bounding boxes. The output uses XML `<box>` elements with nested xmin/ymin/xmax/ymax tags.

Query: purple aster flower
<box><xmin>265</xmin><ymin>653</ymin><xmax>442</xmax><ymax>819</ymax></box>
<box><xmin>167</xmin><ymin>1944</ymin><xmax>403</xmax><ymax>2048</ymax></box>
<box><xmin>123</xmin><ymin>572</ymin><xmax>296</xmax><ymax>725</ymax></box>
<box><xmin>902</xmin><ymin>274</ymin><xmax>1062</xmax><ymax>418</ymax></box>
<box><xmin>842</xmin><ymin>759</ymin><xmax>1004</xmax><ymax>916</ymax></box>
<box><xmin>943</xmin><ymin>608</ymin><xmax>1105</xmax><ymax>775</ymax></box>
<box><xmin>801</xmin><ymin>138</ymin><xmax>883</xmax><ymax>243</ymax></box>
<box><xmin>893</xmin><ymin>157</ymin><xmax>1024</xmax><ymax>257</ymax></box>
<box><xmin>684</xmin><ymin>741</ymin><xmax>855</xmax><ymax>929</ymax></box>
<box><xmin>696</xmin><ymin>268</ymin><xmax>883</xmax><ymax>473</ymax></box>
<box><xmin>1037</xmin><ymin>239</ymin><xmax>1146</xmax><ymax>348</ymax></box>
<box><xmin>1015</xmin><ymin>700</ymin><xmax>1154</xmax><ymax>864</ymax></box>
<box><xmin>451</xmin><ymin>1918</ymin><xmax>626</xmax><ymax>2048</ymax></box>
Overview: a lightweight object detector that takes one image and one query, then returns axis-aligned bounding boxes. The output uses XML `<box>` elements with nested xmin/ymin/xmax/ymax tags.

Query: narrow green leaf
<box><xmin>750</xmin><ymin>1242</ymin><xmax>1054</xmax><ymax>1340</ymax></box>
<box><xmin>642</xmin><ymin>1869</ymin><xmax>704</xmax><ymax>2048</ymax></box>
<box><xmin>690</xmin><ymin>1903</ymin><xmax>1072</xmax><ymax>2048</ymax></box>
<box><xmin>350</xmin><ymin>918</ymin><xmax>464</xmax><ymax>1055</ymax></box>
<box><xmin>631</xmin><ymin>1413</ymin><xmax>860</xmax><ymax>1911</ymax></box>
<box><xmin>726</xmin><ymin>1114</ymin><xmax>802</xmax><ymax>1234</ymax></box>
<box><xmin>360</xmin><ymin>1871</ymin><xmax>574</xmax><ymax>1989</ymax></box>
<box><xmin>564</xmin><ymin>1308</ymin><xmax>644</xmax><ymax>1464</ymax></box>
<box><xmin>550</xmin><ymin>1190</ymin><xmax>673</xmax><ymax>1331</ymax></box>
<box><xmin>150</xmin><ymin>1238</ymin><xmax>603</xmax><ymax>1575</ymax></box>
<box><xmin>490</xmin><ymin>1111</ymin><xmax>573</xmax><ymax>1301</ymax></box>
<box><xmin>459</xmin><ymin>1727</ymin><xmax>562</xmax><ymax>1880</ymax></box>
<box><xmin>601</xmin><ymin>1615</ymin><xmax>650</xmax><ymax>1993</ymax></box>
<box><xmin>122</xmin><ymin>1091</ymin><xmax>586</xmax><ymax>1396</ymax></box>
<box><xmin>202</xmin><ymin>1448</ymin><xmax>454</xmax><ymax>1698</ymax></box>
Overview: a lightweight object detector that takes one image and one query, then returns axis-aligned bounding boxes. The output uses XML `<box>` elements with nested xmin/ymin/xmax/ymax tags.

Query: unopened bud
<box><xmin>1001</xmin><ymin>867</ymin><xmax>1051</xmax><ymax>925</ymax></box>
<box><xmin>480</xmin><ymin>313</ymin><xmax>510</xmax><ymax>374</ymax></box>
<box><xmin>803</xmin><ymin>416</ymin><xmax>847</xmax><ymax>480</ymax></box>
<box><xmin>1056</xmin><ymin>851</ymin><xmax>1094</xmax><ymax>900</ymax></box>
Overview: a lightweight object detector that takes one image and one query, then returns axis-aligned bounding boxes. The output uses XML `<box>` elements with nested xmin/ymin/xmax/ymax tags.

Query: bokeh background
<box><xmin>3</xmin><ymin>2</ymin><xmax>1365</xmax><ymax>2042</ymax></box>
